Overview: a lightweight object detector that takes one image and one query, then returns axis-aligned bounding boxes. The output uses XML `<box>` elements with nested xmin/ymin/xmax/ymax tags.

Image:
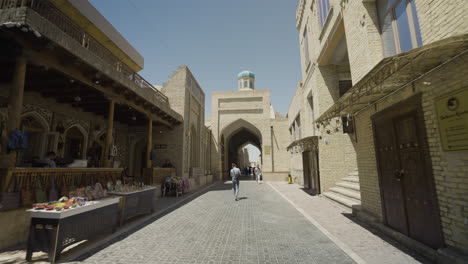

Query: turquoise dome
<box><xmin>237</xmin><ymin>71</ymin><xmax>255</xmax><ymax>79</ymax></box>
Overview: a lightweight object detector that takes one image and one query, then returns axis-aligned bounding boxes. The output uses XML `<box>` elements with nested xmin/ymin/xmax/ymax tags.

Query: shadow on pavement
<box><xmin>238</xmin><ymin>197</ymin><xmax>248</xmax><ymax>200</ymax></box>
<box><xmin>341</xmin><ymin>212</ymin><xmax>433</xmax><ymax>264</ymax></box>
<box><xmin>299</xmin><ymin>187</ymin><xmax>319</xmax><ymax>196</ymax></box>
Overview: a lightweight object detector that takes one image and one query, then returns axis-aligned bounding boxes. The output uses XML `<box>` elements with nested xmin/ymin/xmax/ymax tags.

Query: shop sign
<box><xmin>435</xmin><ymin>89</ymin><xmax>468</xmax><ymax>151</ymax></box>
<box><xmin>264</xmin><ymin>146</ymin><xmax>271</xmax><ymax>155</ymax></box>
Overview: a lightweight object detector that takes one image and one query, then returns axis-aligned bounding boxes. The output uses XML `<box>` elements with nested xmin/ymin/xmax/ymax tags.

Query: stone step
<box><xmin>336</xmin><ymin>182</ymin><xmax>360</xmax><ymax>191</ymax></box>
<box><xmin>348</xmin><ymin>170</ymin><xmax>359</xmax><ymax>177</ymax></box>
<box><xmin>342</xmin><ymin>176</ymin><xmax>359</xmax><ymax>183</ymax></box>
<box><xmin>322</xmin><ymin>191</ymin><xmax>360</xmax><ymax>208</ymax></box>
<box><xmin>329</xmin><ymin>186</ymin><xmax>361</xmax><ymax>200</ymax></box>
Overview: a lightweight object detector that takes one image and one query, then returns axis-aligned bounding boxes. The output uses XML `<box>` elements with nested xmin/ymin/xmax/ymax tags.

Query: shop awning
<box><xmin>315</xmin><ymin>34</ymin><xmax>468</xmax><ymax>124</ymax></box>
<box><xmin>287</xmin><ymin>136</ymin><xmax>318</xmax><ymax>152</ymax></box>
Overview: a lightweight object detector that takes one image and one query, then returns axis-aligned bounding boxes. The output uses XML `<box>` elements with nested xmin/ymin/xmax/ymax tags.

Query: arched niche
<box><xmin>64</xmin><ymin>125</ymin><xmax>88</xmax><ymax>161</ymax></box>
<box><xmin>20</xmin><ymin>112</ymin><xmax>49</xmax><ymax>162</ymax></box>
<box><xmin>190</xmin><ymin>125</ymin><xmax>199</xmax><ymax>168</ymax></box>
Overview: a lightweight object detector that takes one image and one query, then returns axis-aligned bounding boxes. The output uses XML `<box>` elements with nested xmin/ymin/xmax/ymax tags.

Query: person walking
<box><xmin>254</xmin><ymin>165</ymin><xmax>262</xmax><ymax>184</ymax></box>
<box><xmin>230</xmin><ymin>163</ymin><xmax>241</xmax><ymax>201</ymax></box>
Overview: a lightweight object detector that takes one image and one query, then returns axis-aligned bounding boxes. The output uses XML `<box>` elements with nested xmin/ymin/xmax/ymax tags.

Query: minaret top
<box><xmin>238</xmin><ymin>70</ymin><xmax>255</xmax><ymax>90</ymax></box>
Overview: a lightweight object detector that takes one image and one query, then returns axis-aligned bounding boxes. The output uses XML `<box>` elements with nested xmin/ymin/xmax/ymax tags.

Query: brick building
<box><xmin>209</xmin><ymin>71</ymin><xmax>290</xmax><ymax>181</ymax></box>
<box><xmin>0</xmin><ymin>0</ymin><xmax>213</xmax><ymax>250</ymax></box>
<box><xmin>295</xmin><ymin>0</ymin><xmax>467</xmax><ymax>262</ymax></box>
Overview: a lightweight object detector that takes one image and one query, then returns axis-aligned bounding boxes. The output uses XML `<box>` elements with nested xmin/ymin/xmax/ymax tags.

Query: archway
<box><xmin>190</xmin><ymin>125</ymin><xmax>199</xmax><ymax>168</ymax></box>
<box><xmin>64</xmin><ymin>126</ymin><xmax>86</xmax><ymax>161</ymax></box>
<box><xmin>131</xmin><ymin>137</ymin><xmax>147</xmax><ymax>177</ymax></box>
<box><xmin>221</xmin><ymin>119</ymin><xmax>262</xmax><ymax>179</ymax></box>
<box><xmin>20</xmin><ymin>112</ymin><xmax>49</xmax><ymax>163</ymax></box>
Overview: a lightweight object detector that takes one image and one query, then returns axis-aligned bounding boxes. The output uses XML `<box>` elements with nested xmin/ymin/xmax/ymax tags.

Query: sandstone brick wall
<box><xmin>342</xmin><ymin>0</ymin><xmax>384</xmax><ymax>83</ymax></box>
<box><xmin>355</xmin><ymin>54</ymin><xmax>468</xmax><ymax>253</ymax></box>
<box><xmin>416</xmin><ymin>0</ymin><xmax>468</xmax><ymax>45</ymax></box>
<box><xmin>161</xmin><ymin>66</ymin><xmax>207</xmax><ymax>178</ymax></box>
<box><xmin>294</xmin><ymin>0</ymin><xmax>359</xmax><ymax>193</ymax></box>
<box><xmin>271</xmin><ymin>117</ymin><xmax>290</xmax><ymax>173</ymax></box>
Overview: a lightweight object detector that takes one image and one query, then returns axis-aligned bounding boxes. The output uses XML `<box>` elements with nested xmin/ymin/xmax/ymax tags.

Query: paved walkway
<box><xmin>76</xmin><ymin>181</ymin><xmax>356</xmax><ymax>264</ymax></box>
<box><xmin>268</xmin><ymin>182</ymin><xmax>430</xmax><ymax>264</ymax></box>
<box><xmin>0</xmin><ymin>180</ymin><xmax>431</xmax><ymax>264</ymax></box>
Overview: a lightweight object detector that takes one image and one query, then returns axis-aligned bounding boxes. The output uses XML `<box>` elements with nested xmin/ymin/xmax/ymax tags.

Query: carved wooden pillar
<box><xmin>0</xmin><ymin>56</ymin><xmax>26</xmax><ymax>168</ymax></box>
<box><xmin>146</xmin><ymin>118</ymin><xmax>153</xmax><ymax>168</ymax></box>
<box><xmin>102</xmin><ymin>100</ymin><xmax>115</xmax><ymax>167</ymax></box>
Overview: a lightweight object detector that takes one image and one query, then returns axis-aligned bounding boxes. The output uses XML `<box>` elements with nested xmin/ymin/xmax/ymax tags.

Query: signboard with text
<box><xmin>435</xmin><ymin>89</ymin><xmax>468</xmax><ymax>151</ymax></box>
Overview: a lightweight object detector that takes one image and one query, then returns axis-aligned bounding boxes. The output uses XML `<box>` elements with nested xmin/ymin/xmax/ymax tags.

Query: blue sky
<box><xmin>89</xmin><ymin>0</ymin><xmax>301</xmax><ymax>118</ymax></box>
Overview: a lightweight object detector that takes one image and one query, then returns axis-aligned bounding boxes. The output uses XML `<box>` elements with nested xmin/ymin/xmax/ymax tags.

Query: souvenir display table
<box><xmin>25</xmin><ymin>197</ymin><xmax>120</xmax><ymax>263</ymax></box>
<box><xmin>108</xmin><ymin>187</ymin><xmax>156</xmax><ymax>226</ymax></box>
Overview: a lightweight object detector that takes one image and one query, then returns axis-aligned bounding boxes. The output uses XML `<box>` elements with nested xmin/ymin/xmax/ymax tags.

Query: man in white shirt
<box><xmin>254</xmin><ymin>165</ymin><xmax>262</xmax><ymax>184</ymax></box>
<box><xmin>230</xmin><ymin>163</ymin><xmax>241</xmax><ymax>201</ymax></box>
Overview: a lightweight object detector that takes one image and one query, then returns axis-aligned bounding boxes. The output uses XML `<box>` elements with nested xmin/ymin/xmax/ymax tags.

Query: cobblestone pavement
<box><xmin>268</xmin><ymin>182</ymin><xmax>430</xmax><ymax>264</ymax></box>
<box><xmin>77</xmin><ymin>181</ymin><xmax>356</xmax><ymax>264</ymax></box>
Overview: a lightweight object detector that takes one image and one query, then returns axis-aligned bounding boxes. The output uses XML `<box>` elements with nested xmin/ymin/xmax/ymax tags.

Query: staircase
<box><xmin>322</xmin><ymin>170</ymin><xmax>361</xmax><ymax>209</ymax></box>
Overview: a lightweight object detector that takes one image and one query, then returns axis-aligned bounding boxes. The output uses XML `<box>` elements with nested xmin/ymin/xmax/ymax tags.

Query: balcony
<box><xmin>0</xmin><ymin>0</ymin><xmax>182</xmax><ymax>123</ymax></box>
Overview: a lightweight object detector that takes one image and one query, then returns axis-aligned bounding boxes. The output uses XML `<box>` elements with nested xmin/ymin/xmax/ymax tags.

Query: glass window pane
<box><xmin>395</xmin><ymin>0</ymin><xmax>413</xmax><ymax>52</ymax></box>
<box><xmin>377</xmin><ymin>0</ymin><xmax>397</xmax><ymax>56</ymax></box>
<box><xmin>244</xmin><ymin>80</ymin><xmax>248</xmax><ymax>88</ymax></box>
<box><xmin>410</xmin><ymin>0</ymin><xmax>423</xmax><ymax>46</ymax></box>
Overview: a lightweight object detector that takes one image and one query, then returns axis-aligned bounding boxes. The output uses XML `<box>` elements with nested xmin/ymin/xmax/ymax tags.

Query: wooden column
<box><xmin>102</xmin><ymin>100</ymin><xmax>115</xmax><ymax>167</ymax></box>
<box><xmin>146</xmin><ymin>118</ymin><xmax>153</xmax><ymax>168</ymax></box>
<box><xmin>0</xmin><ymin>56</ymin><xmax>26</xmax><ymax>168</ymax></box>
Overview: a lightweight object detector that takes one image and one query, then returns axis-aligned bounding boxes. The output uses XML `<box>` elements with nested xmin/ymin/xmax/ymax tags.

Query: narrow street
<box><xmin>76</xmin><ymin>180</ymin><xmax>355</xmax><ymax>264</ymax></box>
<box><xmin>59</xmin><ymin>179</ymin><xmax>426</xmax><ymax>264</ymax></box>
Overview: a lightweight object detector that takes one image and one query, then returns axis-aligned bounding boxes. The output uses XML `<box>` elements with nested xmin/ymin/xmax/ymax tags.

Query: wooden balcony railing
<box><xmin>0</xmin><ymin>0</ymin><xmax>168</xmax><ymax>104</ymax></box>
<box><xmin>1</xmin><ymin>168</ymin><xmax>124</xmax><ymax>192</ymax></box>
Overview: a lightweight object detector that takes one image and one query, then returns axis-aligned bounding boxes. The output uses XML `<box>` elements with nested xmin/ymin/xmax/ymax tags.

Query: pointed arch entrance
<box><xmin>20</xmin><ymin>112</ymin><xmax>49</xmax><ymax>163</ymax></box>
<box><xmin>220</xmin><ymin>119</ymin><xmax>262</xmax><ymax>179</ymax></box>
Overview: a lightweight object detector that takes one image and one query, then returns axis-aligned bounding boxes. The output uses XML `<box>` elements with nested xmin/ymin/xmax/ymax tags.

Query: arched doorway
<box><xmin>20</xmin><ymin>113</ymin><xmax>49</xmax><ymax>163</ymax></box>
<box><xmin>64</xmin><ymin>126</ymin><xmax>86</xmax><ymax>161</ymax></box>
<box><xmin>190</xmin><ymin>125</ymin><xmax>199</xmax><ymax>168</ymax></box>
<box><xmin>131</xmin><ymin>137</ymin><xmax>147</xmax><ymax>177</ymax></box>
<box><xmin>221</xmin><ymin>119</ymin><xmax>262</xmax><ymax>180</ymax></box>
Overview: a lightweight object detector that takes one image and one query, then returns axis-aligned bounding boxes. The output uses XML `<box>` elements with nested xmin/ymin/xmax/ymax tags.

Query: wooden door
<box><xmin>302</xmin><ymin>151</ymin><xmax>311</xmax><ymax>189</ymax></box>
<box><xmin>374</xmin><ymin>117</ymin><xmax>408</xmax><ymax>235</ymax></box>
<box><xmin>373</xmin><ymin>95</ymin><xmax>443</xmax><ymax>249</ymax></box>
<box><xmin>394</xmin><ymin>112</ymin><xmax>443</xmax><ymax>249</ymax></box>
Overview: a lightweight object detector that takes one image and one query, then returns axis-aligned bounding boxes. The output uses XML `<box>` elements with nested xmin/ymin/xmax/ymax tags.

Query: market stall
<box><xmin>161</xmin><ymin>176</ymin><xmax>189</xmax><ymax>197</ymax></box>
<box><xmin>142</xmin><ymin>168</ymin><xmax>176</xmax><ymax>185</ymax></box>
<box><xmin>0</xmin><ymin>168</ymin><xmax>123</xmax><ymax>211</ymax></box>
<box><xmin>108</xmin><ymin>187</ymin><xmax>156</xmax><ymax>226</ymax></box>
<box><xmin>25</xmin><ymin>196</ymin><xmax>120</xmax><ymax>263</ymax></box>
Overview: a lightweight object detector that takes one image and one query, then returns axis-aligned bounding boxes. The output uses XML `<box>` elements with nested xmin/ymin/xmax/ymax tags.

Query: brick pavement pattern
<box><xmin>79</xmin><ymin>181</ymin><xmax>355</xmax><ymax>264</ymax></box>
<box><xmin>269</xmin><ymin>182</ymin><xmax>429</xmax><ymax>264</ymax></box>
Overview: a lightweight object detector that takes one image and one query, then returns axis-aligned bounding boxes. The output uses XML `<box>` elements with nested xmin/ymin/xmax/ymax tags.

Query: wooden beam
<box><xmin>0</xmin><ymin>56</ymin><xmax>26</xmax><ymax>169</ymax></box>
<box><xmin>22</xmin><ymin>45</ymin><xmax>175</xmax><ymax>127</ymax></box>
<box><xmin>146</xmin><ymin>118</ymin><xmax>153</xmax><ymax>168</ymax></box>
<box><xmin>102</xmin><ymin>100</ymin><xmax>115</xmax><ymax>168</ymax></box>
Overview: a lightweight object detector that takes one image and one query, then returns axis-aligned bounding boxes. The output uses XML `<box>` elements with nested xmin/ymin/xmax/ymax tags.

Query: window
<box><xmin>378</xmin><ymin>0</ymin><xmax>423</xmax><ymax>56</ymax></box>
<box><xmin>295</xmin><ymin>116</ymin><xmax>301</xmax><ymax>140</ymax></box>
<box><xmin>244</xmin><ymin>80</ymin><xmax>248</xmax><ymax>88</ymax></box>
<box><xmin>339</xmin><ymin>80</ymin><xmax>353</xmax><ymax>97</ymax></box>
<box><xmin>318</xmin><ymin>0</ymin><xmax>331</xmax><ymax>28</ymax></box>
<box><xmin>302</xmin><ymin>29</ymin><xmax>310</xmax><ymax>67</ymax></box>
